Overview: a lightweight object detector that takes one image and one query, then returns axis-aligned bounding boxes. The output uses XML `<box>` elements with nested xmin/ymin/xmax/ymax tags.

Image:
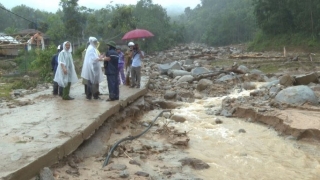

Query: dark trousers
<box><xmin>53</xmin><ymin>81</ymin><xmax>63</xmax><ymax>96</ymax></box>
<box><xmin>107</xmin><ymin>74</ymin><xmax>119</xmax><ymax>100</ymax></box>
<box><xmin>84</xmin><ymin>84</ymin><xmax>87</xmax><ymax>95</ymax></box>
<box><xmin>62</xmin><ymin>82</ymin><xmax>71</xmax><ymax>99</ymax></box>
<box><xmin>53</xmin><ymin>72</ymin><xmax>63</xmax><ymax>95</ymax></box>
<box><xmin>131</xmin><ymin>66</ymin><xmax>141</xmax><ymax>87</ymax></box>
<box><xmin>87</xmin><ymin>80</ymin><xmax>99</xmax><ymax>99</ymax></box>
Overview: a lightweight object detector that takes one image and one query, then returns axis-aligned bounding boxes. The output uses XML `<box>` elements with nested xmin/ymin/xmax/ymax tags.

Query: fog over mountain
<box><xmin>165</xmin><ymin>5</ymin><xmax>186</xmax><ymax>16</ymax></box>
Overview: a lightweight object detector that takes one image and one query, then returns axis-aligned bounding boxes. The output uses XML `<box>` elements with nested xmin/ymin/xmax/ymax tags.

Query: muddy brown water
<box><xmin>52</xmin><ymin>90</ymin><xmax>320</xmax><ymax>180</ymax></box>
<box><xmin>172</xmin><ymin>94</ymin><xmax>320</xmax><ymax>180</ymax></box>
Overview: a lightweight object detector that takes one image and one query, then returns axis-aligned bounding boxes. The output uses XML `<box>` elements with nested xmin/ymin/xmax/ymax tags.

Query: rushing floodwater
<box><xmin>166</xmin><ymin>92</ymin><xmax>320</xmax><ymax>180</ymax></box>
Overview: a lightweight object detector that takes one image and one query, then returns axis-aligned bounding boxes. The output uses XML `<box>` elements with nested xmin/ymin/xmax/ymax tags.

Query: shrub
<box><xmin>30</xmin><ymin>46</ymin><xmax>57</xmax><ymax>82</ymax></box>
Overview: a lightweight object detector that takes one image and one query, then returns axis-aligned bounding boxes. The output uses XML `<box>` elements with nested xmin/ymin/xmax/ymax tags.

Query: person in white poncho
<box><xmin>53</xmin><ymin>41</ymin><xmax>78</xmax><ymax>100</ymax></box>
<box><xmin>81</xmin><ymin>37</ymin><xmax>104</xmax><ymax>100</ymax></box>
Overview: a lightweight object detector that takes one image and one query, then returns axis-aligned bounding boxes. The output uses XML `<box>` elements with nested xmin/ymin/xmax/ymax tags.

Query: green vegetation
<box><xmin>0</xmin><ymin>80</ymin><xmax>12</xmax><ymax>99</ymax></box>
<box><xmin>248</xmin><ymin>32</ymin><xmax>320</xmax><ymax>52</ymax></box>
<box><xmin>30</xmin><ymin>46</ymin><xmax>56</xmax><ymax>82</ymax></box>
<box><xmin>1</xmin><ymin>0</ymin><xmax>319</xmax><ymax>51</ymax></box>
<box><xmin>11</xmin><ymin>78</ymin><xmax>39</xmax><ymax>89</ymax></box>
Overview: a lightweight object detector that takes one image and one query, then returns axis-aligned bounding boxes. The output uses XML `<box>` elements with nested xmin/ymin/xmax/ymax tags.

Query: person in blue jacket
<box><xmin>51</xmin><ymin>44</ymin><xmax>63</xmax><ymax>96</ymax></box>
<box><xmin>100</xmin><ymin>41</ymin><xmax>119</xmax><ymax>101</ymax></box>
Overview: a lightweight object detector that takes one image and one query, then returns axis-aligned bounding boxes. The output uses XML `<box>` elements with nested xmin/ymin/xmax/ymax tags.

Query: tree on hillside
<box><xmin>133</xmin><ymin>0</ymin><xmax>177</xmax><ymax>50</ymax></box>
<box><xmin>252</xmin><ymin>0</ymin><xmax>320</xmax><ymax>38</ymax></box>
<box><xmin>11</xmin><ymin>5</ymin><xmax>38</xmax><ymax>30</ymax></box>
<box><xmin>252</xmin><ymin>0</ymin><xmax>294</xmax><ymax>35</ymax></box>
<box><xmin>0</xmin><ymin>4</ymin><xmax>14</xmax><ymax>32</ymax></box>
<box><xmin>109</xmin><ymin>5</ymin><xmax>137</xmax><ymax>33</ymax></box>
<box><xmin>59</xmin><ymin>0</ymin><xmax>84</xmax><ymax>43</ymax></box>
<box><xmin>45</xmin><ymin>12</ymin><xmax>66</xmax><ymax>44</ymax></box>
<box><xmin>179</xmin><ymin>0</ymin><xmax>256</xmax><ymax>46</ymax></box>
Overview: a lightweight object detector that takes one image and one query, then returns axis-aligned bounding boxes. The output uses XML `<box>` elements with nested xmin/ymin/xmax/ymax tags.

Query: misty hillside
<box><xmin>165</xmin><ymin>5</ymin><xmax>184</xmax><ymax>16</ymax></box>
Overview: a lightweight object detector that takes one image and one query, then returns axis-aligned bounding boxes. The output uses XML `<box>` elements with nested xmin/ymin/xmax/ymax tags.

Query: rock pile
<box><xmin>141</xmin><ymin>43</ymin><xmax>320</xmax><ymax>117</ymax></box>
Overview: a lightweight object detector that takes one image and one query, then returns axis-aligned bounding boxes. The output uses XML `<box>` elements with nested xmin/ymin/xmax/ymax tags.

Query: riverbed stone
<box><xmin>110</xmin><ymin>164</ymin><xmax>127</xmax><ymax>171</ymax></box>
<box><xmin>171</xmin><ymin>114</ymin><xmax>187</xmax><ymax>123</ymax></box>
<box><xmin>237</xmin><ymin>65</ymin><xmax>249</xmax><ymax>73</ymax></box>
<box><xmin>158</xmin><ymin>61</ymin><xmax>181</xmax><ymax>75</ymax></box>
<box><xmin>217</xmin><ymin>75</ymin><xmax>235</xmax><ymax>82</ymax></box>
<box><xmin>135</xmin><ymin>171</ymin><xmax>149</xmax><ymax>177</ymax></box>
<box><xmin>39</xmin><ymin>167</ymin><xmax>55</xmax><ymax>180</ymax></box>
<box><xmin>242</xmin><ymin>82</ymin><xmax>256</xmax><ymax>90</ymax></box>
<box><xmin>294</xmin><ymin>72</ymin><xmax>319</xmax><ymax>85</ymax></box>
<box><xmin>179</xmin><ymin>157</ymin><xmax>210</xmax><ymax>170</ymax></box>
<box><xmin>119</xmin><ymin>170</ymin><xmax>129</xmax><ymax>178</ymax></box>
<box><xmin>279</xmin><ymin>74</ymin><xmax>295</xmax><ymax>87</ymax></box>
<box><xmin>250</xmin><ymin>69</ymin><xmax>264</xmax><ymax>75</ymax></box>
<box><xmin>177</xmin><ymin>75</ymin><xmax>194</xmax><ymax>83</ymax></box>
<box><xmin>162</xmin><ymin>112</ymin><xmax>171</xmax><ymax>119</ymax></box>
<box><xmin>169</xmin><ymin>69</ymin><xmax>192</xmax><ymax>78</ymax></box>
<box><xmin>260</xmin><ymin>80</ymin><xmax>279</xmax><ymax>89</ymax></box>
<box><xmin>197</xmin><ymin>79</ymin><xmax>213</xmax><ymax>91</ymax></box>
<box><xmin>275</xmin><ymin>85</ymin><xmax>319</xmax><ymax>105</ymax></box>
<box><xmin>152</xmin><ymin>100</ymin><xmax>184</xmax><ymax>109</ymax></box>
<box><xmin>269</xmin><ymin>85</ymin><xmax>281</xmax><ymax>97</ymax></box>
<box><xmin>191</xmin><ymin>67</ymin><xmax>210</xmax><ymax>76</ymax></box>
<box><xmin>164</xmin><ymin>91</ymin><xmax>177</xmax><ymax>100</ymax></box>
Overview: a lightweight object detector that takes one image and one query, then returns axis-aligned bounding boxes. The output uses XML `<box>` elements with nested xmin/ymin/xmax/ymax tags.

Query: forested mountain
<box><xmin>178</xmin><ymin>0</ymin><xmax>256</xmax><ymax>46</ymax></box>
<box><xmin>1</xmin><ymin>0</ymin><xmax>319</xmax><ymax>51</ymax></box>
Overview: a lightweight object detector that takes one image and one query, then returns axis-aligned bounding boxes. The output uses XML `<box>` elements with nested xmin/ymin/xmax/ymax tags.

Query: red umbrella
<box><xmin>122</xmin><ymin>29</ymin><xmax>154</xmax><ymax>40</ymax></box>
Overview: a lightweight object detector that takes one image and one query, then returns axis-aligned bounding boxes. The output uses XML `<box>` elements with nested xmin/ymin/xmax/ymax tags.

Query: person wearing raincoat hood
<box><xmin>53</xmin><ymin>41</ymin><xmax>78</xmax><ymax>100</ymax></box>
<box><xmin>81</xmin><ymin>37</ymin><xmax>104</xmax><ymax>100</ymax></box>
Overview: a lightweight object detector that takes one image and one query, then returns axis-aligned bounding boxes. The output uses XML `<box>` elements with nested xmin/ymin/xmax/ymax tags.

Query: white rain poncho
<box><xmin>53</xmin><ymin>41</ymin><xmax>78</xmax><ymax>87</ymax></box>
<box><xmin>81</xmin><ymin>37</ymin><xmax>104</xmax><ymax>84</ymax></box>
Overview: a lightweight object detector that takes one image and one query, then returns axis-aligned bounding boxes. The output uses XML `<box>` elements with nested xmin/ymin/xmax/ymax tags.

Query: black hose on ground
<box><xmin>102</xmin><ymin>110</ymin><xmax>171</xmax><ymax>167</ymax></box>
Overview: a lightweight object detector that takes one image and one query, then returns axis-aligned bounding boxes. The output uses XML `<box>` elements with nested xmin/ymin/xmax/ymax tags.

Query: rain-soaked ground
<box><xmin>50</xmin><ymin>89</ymin><xmax>320</xmax><ymax>180</ymax></box>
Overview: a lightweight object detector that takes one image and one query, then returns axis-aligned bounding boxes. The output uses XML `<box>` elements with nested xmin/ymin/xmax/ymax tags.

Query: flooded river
<box><xmin>167</xmin><ymin>93</ymin><xmax>320</xmax><ymax>180</ymax></box>
<box><xmin>52</xmin><ymin>90</ymin><xmax>320</xmax><ymax>180</ymax></box>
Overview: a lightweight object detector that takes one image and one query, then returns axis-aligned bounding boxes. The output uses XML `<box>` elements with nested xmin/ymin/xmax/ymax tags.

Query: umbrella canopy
<box><xmin>122</xmin><ymin>29</ymin><xmax>154</xmax><ymax>40</ymax></box>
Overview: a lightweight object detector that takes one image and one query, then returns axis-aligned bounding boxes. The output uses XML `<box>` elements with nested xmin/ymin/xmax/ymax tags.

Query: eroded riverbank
<box><xmin>50</xmin><ymin>91</ymin><xmax>320</xmax><ymax>180</ymax></box>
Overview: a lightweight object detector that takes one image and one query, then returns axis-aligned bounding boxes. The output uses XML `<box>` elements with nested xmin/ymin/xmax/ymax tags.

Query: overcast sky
<box><xmin>1</xmin><ymin>0</ymin><xmax>200</xmax><ymax>13</ymax></box>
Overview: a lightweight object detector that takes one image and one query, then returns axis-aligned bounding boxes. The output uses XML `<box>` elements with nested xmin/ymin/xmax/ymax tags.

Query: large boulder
<box><xmin>158</xmin><ymin>61</ymin><xmax>181</xmax><ymax>75</ymax></box>
<box><xmin>269</xmin><ymin>85</ymin><xmax>281</xmax><ymax>97</ymax></box>
<box><xmin>279</xmin><ymin>74</ymin><xmax>295</xmax><ymax>87</ymax></box>
<box><xmin>164</xmin><ymin>90</ymin><xmax>177</xmax><ymax>100</ymax></box>
<box><xmin>294</xmin><ymin>72</ymin><xmax>319</xmax><ymax>85</ymax></box>
<box><xmin>237</xmin><ymin>65</ymin><xmax>250</xmax><ymax>73</ymax></box>
<box><xmin>260</xmin><ymin>80</ymin><xmax>279</xmax><ymax>89</ymax></box>
<box><xmin>197</xmin><ymin>79</ymin><xmax>213</xmax><ymax>91</ymax></box>
<box><xmin>183</xmin><ymin>64</ymin><xmax>196</xmax><ymax>72</ymax></box>
<box><xmin>217</xmin><ymin>75</ymin><xmax>235</xmax><ymax>82</ymax></box>
<box><xmin>184</xmin><ymin>59</ymin><xmax>193</xmax><ymax>65</ymax></box>
<box><xmin>171</xmin><ymin>114</ymin><xmax>187</xmax><ymax>123</ymax></box>
<box><xmin>168</xmin><ymin>69</ymin><xmax>192</xmax><ymax>78</ymax></box>
<box><xmin>177</xmin><ymin>75</ymin><xmax>194</xmax><ymax>83</ymax></box>
<box><xmin>275</xmin><ymin>85</ymin><xmax>318</xmax><ymax>105</ymax></box>
<box><xmin>250</xmin><ymin>69</ymin><xmax>264</xmax><ymax>75</ymax></box>
<box><xmin>191</xmin><ymin>67</ymin><xmax>210</xmax><ymax>76</ymax></box>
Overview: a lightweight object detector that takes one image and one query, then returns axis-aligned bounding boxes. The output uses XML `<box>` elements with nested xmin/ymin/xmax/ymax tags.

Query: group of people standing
<box><xmin>51</xmin><ymin>37</ymin><xmax>144</xmax><ymax>101</ymax></box>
